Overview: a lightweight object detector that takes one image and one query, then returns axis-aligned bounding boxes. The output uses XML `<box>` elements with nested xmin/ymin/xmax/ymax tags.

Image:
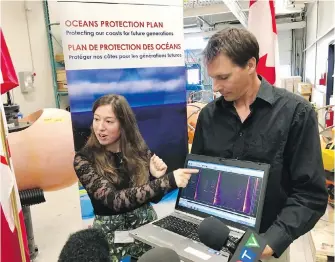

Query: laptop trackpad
<box><xmin>146</xmin><ymin>227</ymin><xmax>186</xmax><ymax>248</ymax></box>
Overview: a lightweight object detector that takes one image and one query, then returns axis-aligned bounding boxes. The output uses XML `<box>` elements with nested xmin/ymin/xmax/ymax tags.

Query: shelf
<box><xmin>43</xmin><ymin>0</ymin><xmax>68</xmax><ymax>109</ymax></box>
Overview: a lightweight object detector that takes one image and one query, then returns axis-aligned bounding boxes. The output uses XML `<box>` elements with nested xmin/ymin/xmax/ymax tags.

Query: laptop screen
<box><xmin>178</xmin><ymin>159</ymin><xmax>265</xmax><ymax>229</ymax></box>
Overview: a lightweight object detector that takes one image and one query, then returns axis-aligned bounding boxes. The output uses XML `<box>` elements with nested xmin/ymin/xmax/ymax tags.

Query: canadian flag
<box><xmin>0</xmin><ymin>28</ymin><xmax>30</xmax><ymax>262</ymax></box>
<box><xmin>248</xmin><ymin>0</ymin><xmax>280</xmax><ymax>86</ymax></box>
<box><xmin>0</xmin><ymin>92</ymin><xmax>30</xmax><ymax>262</ymax></box>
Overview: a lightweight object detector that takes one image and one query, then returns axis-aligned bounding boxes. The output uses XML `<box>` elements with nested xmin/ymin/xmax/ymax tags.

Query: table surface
<box><xmin>310</xmin><ymin>205</ymin><xmax>334</xmax><ymax>258</ymax></box>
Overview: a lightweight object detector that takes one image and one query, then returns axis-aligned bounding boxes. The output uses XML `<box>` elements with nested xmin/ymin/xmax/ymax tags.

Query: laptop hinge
<box><xmin>174</xmin><ymin>210</ymin><xmax>204</xmax><ymax>222</ymax></box>
<box><xmin>227</xmin><ymin>226</ymin><xmax>245</xmax><ymax>235</ymax></box>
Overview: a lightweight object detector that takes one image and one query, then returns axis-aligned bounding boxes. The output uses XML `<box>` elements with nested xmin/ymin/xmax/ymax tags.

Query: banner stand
<box><xmin>58</xmin><ymin>0</ymin><xmax>187</xmax><ymax>229</ymax></box>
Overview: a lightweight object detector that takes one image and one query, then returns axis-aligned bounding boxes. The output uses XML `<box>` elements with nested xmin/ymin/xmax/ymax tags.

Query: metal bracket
<box><xmin>221</xmin><ymin>0</ymin><xmax>248</xmax><ymax>28</ymax></box>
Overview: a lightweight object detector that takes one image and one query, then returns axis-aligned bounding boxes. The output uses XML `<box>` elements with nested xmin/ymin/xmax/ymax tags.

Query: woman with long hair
<box><xmin>73</xmin><ymin>94</ymin><xmax>198</xmax><ymax>261</ymax></box>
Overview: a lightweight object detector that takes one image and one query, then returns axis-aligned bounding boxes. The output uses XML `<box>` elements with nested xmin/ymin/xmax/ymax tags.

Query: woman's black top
<box><xmin>73</xmin><ymin>149</ymin><xmax>177</xmax><ymax>216</ymax></box>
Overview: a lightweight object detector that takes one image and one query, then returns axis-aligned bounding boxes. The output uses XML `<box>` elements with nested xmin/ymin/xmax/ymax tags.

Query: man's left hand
<box><xmin>150</xmin><ymin>154</ymin><xmax>167</xmax><ymax>178</ymax></box>
<box><xmin>260</xmin><ymin>245</ymin><xmax>274</xmax><ymax>259</ymax></box>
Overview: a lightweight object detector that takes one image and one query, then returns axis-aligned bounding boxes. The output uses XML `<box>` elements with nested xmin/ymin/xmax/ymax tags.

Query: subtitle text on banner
<box><xmin>64</xmin><ymin>19</ymin><xmax>183</xmax><ymax>62</ymax></box>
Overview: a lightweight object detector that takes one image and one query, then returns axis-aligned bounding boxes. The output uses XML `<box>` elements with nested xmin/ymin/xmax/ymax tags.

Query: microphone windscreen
<box><xmin>58</xmin><ymin>228</ymin><xmax>110</xmax><ymax>262</ymax></box>
<box><xmin>138</xmin><ymin>247</ymin><xmax>180</xmax><ymax>262</ymax></box>
<box><xmin>198</xmin><ymin>216</ymin><xmax>230</xmax><ymax>251</ymax></box>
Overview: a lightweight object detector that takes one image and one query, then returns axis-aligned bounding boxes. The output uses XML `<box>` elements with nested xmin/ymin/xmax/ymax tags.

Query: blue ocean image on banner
<box><xmin>67</xmin><ymin>66</ymin><xmax>188</xmax><ymax>220</ymax></box>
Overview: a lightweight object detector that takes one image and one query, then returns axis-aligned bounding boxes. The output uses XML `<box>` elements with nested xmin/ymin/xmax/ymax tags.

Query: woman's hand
<box><xmin>150</xmin><ymin>154</ymin><xmax>168</xmax><ymax>178</ymax></box>
<box><xmin>173</xmin><ymin>168</ymin><xmax>199</xmax><ymax>188</ymax></box>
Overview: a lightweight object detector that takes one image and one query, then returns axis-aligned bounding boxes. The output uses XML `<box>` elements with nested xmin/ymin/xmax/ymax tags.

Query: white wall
<box><xmin>1</xmin><ymin>0</ymin><xmax>56</xmax><ymax>116</ymax></box>
<box><xmin>278</xmin><ymin>30</ymin><xmax>293</xmax><ymax>77</ymax></box>
<box><xmin>305</xmin><ymin>0</ymin><xmax>335</xmax><ymax>85</ymax></box>
<box><xmin>304</xmin><ymin>0</ymin><xmax>334</xmax><ymax>126</ymax></box>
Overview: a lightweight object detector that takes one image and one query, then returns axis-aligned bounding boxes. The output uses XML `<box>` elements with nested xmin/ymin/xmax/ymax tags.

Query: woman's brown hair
<box><xmin>84</xmin><ymin>94</ymin><xmax>150</xmax><ymax>186</ymax></box>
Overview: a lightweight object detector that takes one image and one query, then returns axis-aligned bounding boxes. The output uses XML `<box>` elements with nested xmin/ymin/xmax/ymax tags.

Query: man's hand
<box><xmin>260</xmin><ymin>245</ymin><xmax>274</xmax><ymax>259</ymax></box>
<box><xmin>149</xmin><ymin>154</ymin><xmax>167</xmax><ymax>178</ymax></box>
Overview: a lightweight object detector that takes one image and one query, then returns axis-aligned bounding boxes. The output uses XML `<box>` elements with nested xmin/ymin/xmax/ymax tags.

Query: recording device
<box><xmin>137</xmin><ymin>247</ymin><xmax>180</xmax><ymax>262</ymax></box>
<box><xmin>198</xmin><ymin>217</ymin><xmax>267</xmax><ymax>262</ymax></box>
<box><xmin>58</xmin><ymin>228</ymin><xmax>110</xmax><ymax>262</ymax></box>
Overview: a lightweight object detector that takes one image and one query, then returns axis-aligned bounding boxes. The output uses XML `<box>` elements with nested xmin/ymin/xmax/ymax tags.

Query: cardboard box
<box><xmin>56</xmin><ymin>69</ymin><xmax>67</xmax><ymax>83</ymax></box>
<box><xmin>285</xmin><ymin>78</ymin><xmax>294</xmax><ymax>93</ymax></box>
<box><xmin>280</xmin><ymin>76</ymin><xmax>301</xmax><ymax>93</ymax></box>
<box><xmin>292</xmin><ymin>76</ymin><xmax>302</xmax><ymax>93</ymax></box>
<box><xmin>302</xmin><ymin>94</ymin><xmax>310</xmax><ymax>101</ymax></box>
<box><xmin>57</xmin><ymin>82</ymin><xmax>68</xmax><ymax>92</ymax></box>
<box><xmin>298</xmin><ymin>82</ymin><xmax>312</xmax><ymax>95</ymax></box>
<box><xmin>55</xmin><ymin>53</ymin><xmax>64</xmax><ymax>63</ymax></box>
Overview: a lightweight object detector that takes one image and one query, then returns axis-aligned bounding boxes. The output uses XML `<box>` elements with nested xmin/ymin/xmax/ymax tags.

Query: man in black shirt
<box><xmin>191</xmin><ymin>28</ymin><xmax>328</xmax><ymax>261</ymax></box>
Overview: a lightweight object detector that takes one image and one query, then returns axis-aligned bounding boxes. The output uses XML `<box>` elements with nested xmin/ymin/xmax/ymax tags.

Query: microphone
<box><xmin>198</xmin><ymin>217</ymin><xmax>267</xmax><ymax>262</ymax></box>
<box><xmin>198</xmin><ymin>216</ymin><xmax>236</xmax><ymax>256</ymax></box>
<box><xmin>58</xmin><ymin>228</ymin><xmax>110</xmax><ymax>262</ymax></box>
<box><xmin>138</xmin><ymin>247</ymin><xmax>180</xmax><ymax>262</ymax></box>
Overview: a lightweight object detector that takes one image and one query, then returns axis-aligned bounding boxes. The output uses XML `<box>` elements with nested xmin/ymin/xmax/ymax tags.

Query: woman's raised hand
<box><xmin>150</xmin><ymin>154</ymin><xmax>168</xmax><ymax>178</ymax></box>
<box><xmin>173</xmin><ymin>168</ymin><xmax>199</xmax><ymax>188</ymax></box>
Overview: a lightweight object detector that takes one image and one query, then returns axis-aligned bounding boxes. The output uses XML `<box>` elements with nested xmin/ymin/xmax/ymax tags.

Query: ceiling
<box><xmin>182</xmin><ymin>0</ymin><xmax>313</xmax><ymax>38</ymax></box>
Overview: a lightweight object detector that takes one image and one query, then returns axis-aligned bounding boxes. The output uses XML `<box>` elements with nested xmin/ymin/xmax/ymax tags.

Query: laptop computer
<box><xmin>130</xmin><ymin>154</ymin><xmax>270</xmax><ymax>262</ymax></box>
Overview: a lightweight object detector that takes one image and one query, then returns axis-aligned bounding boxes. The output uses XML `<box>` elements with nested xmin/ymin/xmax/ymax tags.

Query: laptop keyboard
<box><xmin>153</xmin><ymin>215</ymin><xmax>201</xmax><ymax>242</ymax></box>
<box><xmin>153</xmin><ymin>215</ymin><xmax>242</xmax><ymax>257</ymax></box>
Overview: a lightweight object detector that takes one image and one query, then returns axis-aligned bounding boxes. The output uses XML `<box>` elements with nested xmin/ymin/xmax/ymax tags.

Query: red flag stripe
<box><xmin>248</xmin><ymin>0</ymin><xmax>278</xmax><ymax>85</ymax></box>
<box><xmin>269</xmin><ymin>0</ymin><xmax>277</xmax><ymax>34</ymax></box>
<box><xmin>1</xmin><ymin>207</ymin><xmax>30</xmax><ymax>262</ymax></box>
<box><xmin>0</xmin><ymin>28</ymin><xmax>19</xmax><ymax>94</ymax></box>
<box><xmin>250</xmin><ymin>0</ymin><xmax>257</xmax><ymax>7</ymax></box>
<box><xmin>257</xmin><ymin>54</ymin><xmax>276</xmax><ymax>85</ymax></box>
<box><xmin>0</xmin><ymin>155</ymin><xmax>8</xmax><ymax>166</ymax></box>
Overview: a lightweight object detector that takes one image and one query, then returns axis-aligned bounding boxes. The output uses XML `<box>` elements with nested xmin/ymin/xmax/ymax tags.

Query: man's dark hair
<box><xmin>203</xmin><ymin>27</ymin><xmax>259</xmax><ymax>67</ymax></box>
<box><xmin>58</xmin><ymin>228</ymin><xmax>110</xmax><ymax>262</ymax></box>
